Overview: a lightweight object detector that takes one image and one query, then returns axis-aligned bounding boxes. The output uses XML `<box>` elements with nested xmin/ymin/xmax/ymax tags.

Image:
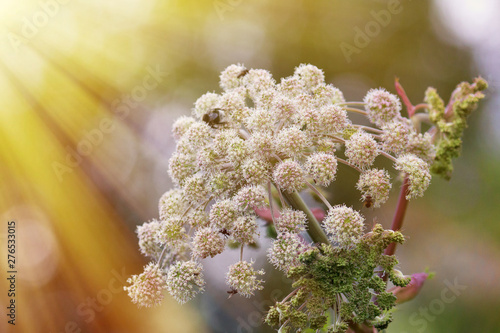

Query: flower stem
<box><xmin>384</xmin><ymin>176</ymin><xmax>409</xmax><ymax>257</ymax></box>
<box><xmin>281</xmin><ymin>190</ymin><xmax>330</xmax><ymax>244</ymax></box>
<box><xmin>344</xmin><ymin>107</ymin><xmax>368</xmax><ymax>116</ymax></box>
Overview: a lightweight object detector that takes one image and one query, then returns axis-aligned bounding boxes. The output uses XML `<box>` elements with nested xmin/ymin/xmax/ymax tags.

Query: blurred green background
<box><xmin>0</xmin><ymin>0</ymin><xmax>499</xmax><ymax>332</ymax></box>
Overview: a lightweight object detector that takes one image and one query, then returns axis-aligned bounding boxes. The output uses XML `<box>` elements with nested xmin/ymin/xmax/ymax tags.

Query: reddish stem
<box><xmin>384</xmin><ymin>176</ymin><xmax>409</xmax><ymax>257</ymax></box>
<box><xmin>394</xmin><ymin>78</ymin><xmax>415</xmax><ymax>117</ymax></box>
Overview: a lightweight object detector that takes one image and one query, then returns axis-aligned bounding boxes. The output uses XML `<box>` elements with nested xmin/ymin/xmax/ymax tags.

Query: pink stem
<box><xmin>384</xmin><ymin>176</ymin><xmax>409</xmax><ymax>257</ymax></box>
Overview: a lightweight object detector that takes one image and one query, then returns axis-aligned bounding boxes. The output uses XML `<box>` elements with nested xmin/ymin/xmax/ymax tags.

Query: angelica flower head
<box><xmin>209</xmin><ymin>199</ymin><xmax>239</xmax><ymax>230</ymax></box>
<box><xmin>192</xmin><ymin>227</ymin><xmax>226</xmax><ymax>259</ymax></box>
<box><xmin>275</xmin><ymin>208</ymin><xmax>307</xmax><ymax>234</ymax></box>
<box><xmin>395</xmin><ymin>154</ymin><xmax>431</xmax><ymax>199</ymax></box>
<box><xmin>345</xmin><ymin>131</ymin><xmax>379</xmax><ymax>168</ymax></box>
<box><xmin>364</xmin><ymin>88</ymin><xmax>402</xmax><ymax>126</ymax></box>
<box><xmin>126</xmin><ymin>64</ymin><xmax>487</xmax><ymax>333</ymax></box>
<box><xmin>166</xmin><ymin>260</ymin><xmax>205</xmax><ymax>304</ymax></box>
<box><xmin>233</xmin><ymin>185</ymin><xmax>267</xmax><ymax>211</ymax></box>
<box><xmin>124</xmin><ymin>263</ymin><xmax>166</xmax><ymax>308</ymax></box>
<box><xmin>323</xmin><ymin>205</ymin><xmax>365</xmax><ymax>247</ymax></box>
<box><xmin>136</xmin><ymin>219</ymin><xmax>162</xmax><ymax>258</ymax></box>
<box><xmin>273</xmin><ymin>160</ymin><xmax>306</xmax><ymax>193</ymax></box>
<box><xmin>304</xmin><ymin>152</ymin><xmax>338</xmax><ymax>187</ymax></box>
<box><xmin>226</xmin><ymin>260</ymin><xmax>265</xmax><ymax>297</ymax></box>
<box><xmin>267</xmin><ymin>232</ymin><xmax>307</xmax><ymax>272</ymax></box>
<box><xmin>172</xmin><ymin>116</ymin><xmax>196</xmax><ymax>140</ymax></box>
<box><xmin>194</xmin><ymin>92</ymin><xmax>220</xmax><ymax>119</ymax></box>
<box><xmin>232</xmin><ymin>214</ymin><xmax>259</xmax><ymax>244</ymax></box>
<box><xmin>356</xmin><ymin>169</ymin><xmax>392</xmax><ymax>208</ymax></box>
<box><xmin>276</xmin><ymin>126</ymin><xmax>310</xmax><ymax>158</ymax></box>
<box><xmin>219</xmin><ymin>63</ymin><xmax>247</xmax><ymax>91</ymax></box>
<box><xmin>294</xmin><ymin>63</ymin><xmax>325</xmax><ymax>90</ymax></box>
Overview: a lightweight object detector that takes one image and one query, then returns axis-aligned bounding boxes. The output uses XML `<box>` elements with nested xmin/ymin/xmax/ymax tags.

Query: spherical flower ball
<box><xmin>278</xmin><ymin>75</ymin><xmax>305</xmax><ymax>98</ymax></box>
<box><xmin>233</xmin><ymin>185</ymin><xmax>267</xmax><ymax>211</ymax></box>
<box><xmin>323</xmin><ymin>205</ymin><xmax>365</xmax><ymax>247</ymax></box>
<box><xmin>364</xmin><ymin>88</ymin><xmax>402</xmax><ymax>127</ymax></box>
<box><xmin>159</xmin><ymin>189</ymin><xmax>185</xmax><ymax>220</ymax></box>
<box><xmin>394</xmin><ymin>154</ymin><xmax>431</xmax><ymax>199</ymax></box>
<box><xmin>209</xmin><ymin>199</ymin><xmax>239</xmax><ymax>230</ymax></box>
<box><xmin>344</xmin><ymin>131</ymin><xmax>379</xmax><ymax>168</ymax></box>
<box><xmin>192</xmin><ymin>227</ymin><xmax>226</xmax><ymax>259</ymax></box>
<box><xmin>273</xmin><ymin>160</ymin><xmax>306</xmax><ymax>193</ymax></box>
<box><xmin>166</xmin><ymin>260</ymin><xmax>205</xmax><ymax>304</ymax></box>
<box><xmin>226</xmin><ymin>136</ymin><xmax>249</xmax><ymax>166</ymax></box>
<box><xmin>267</xmin><ymin>232</ymin><xmax>306</xmax><ymax>272</ymax></box>
<box><xmin>381</xmin><ymin>120</ymin><xmax>412</xmax><ymax>156</ymax></box>
<box><xmin>276</xmin><ymin>126</ymin><xmax>309</xmax><ymax>158</ymax></box>
<box><xmin>157</xmin><ymin>216</ymin><xmax>186</xmax><ymax>243</ymax></box>
<box><xmin>408</xmin><ymin>132</ymin><xmax>436</xmax><ymax>165</ymax></box>
<box><xmin>175</xmin><ymin>136</ymin><xmax>196</xmax><ymax>155</ymax></box>
<box><xmin>311</xmin><ymin>83</ymin><xmax>346</xmax><ymax>106</ymax></box>
<box><xmin>226</xmin><ymin>260</ymin><xmax>265</xmax><ymax>297</ymax></box>
<box><xmin>182</xmin><ymin>175</ymin><xmax>209</xmax><ymax>204</ymax></box>
<box><xmin>275</xmin><ymin>208</ymin><xmax>307</xmax><ymax>234</ymax></box>
<box><xmin>242</xmin><ymin>158</ymin><xmax>271</xmax><ymax>185</ymax></box>
<box><xmin>197</xmin><ymin>146</ymin><xmax>221</xmax><ymax>174</ymax></box>
<box><xmin>172</xmin><ymin>116</ymin><xmax>196</xmax><ymax>140</ymax></box>
<box><xmin>213</xmin><ymin>129</ymin><xmax>239</xmax><ymax>155</ymax></box>
<box><xmin>124</xmin><ymin>263</ymin><xmax>167</xmax><ymax>308</ymax></box>
<box><xmin>294</xmin><ymin>64</ymin><xmax>325</xmax><ymax>90</ymax></box>
<box><xmin>316</xmin><ymin>137</ymin><xmax>339</xmax><ymax>154</ymax></box>
<box><xmin>184</xmin><ymin>122</ymin><xmax>212</xmax><ymax>149</ymax></box>
<box><xmin>136</xmin><ymin>219</ymin><xmax>162</xmax><ymax>258</ymax></box>
<box><xmin>318</xmin><ymin>104</ymin><xmax>349</xmax><ymax>134</ymax></box>
<box><xmin>304</xmin><ymin>152</ymin><xmax>338</xmax><ymax>187</ymax></box>
<box><xmin>243</xmin><ymin>69</ymin><xmax>276</xmax><ymax>101</ymax></box>
<box><xmin>220</xmin><ymin>63</ymin><xmax>247</xmax><ymax>91</ymax></box>
<box><xmin>272</xmin><ymin>95</ymin><xmax>299</xmax><ymax>121</ymax></box>
<box><xmin>245</xmin><ymin>109</ymin><xmax>276</xmax><ymax>132</ymax></box>
<box><xmin>253</xmin><ymin>88</ymin><xmax>278</xmax><ymax>111</ymax></box>
<box><xmin>247</xmin><ymin>131</ymin><xmax>275</xmax><ymax>159</ymax></box>
<box><xmin>207</xmin><ymin>171</ymin><xmax>238</xmax><ymax>198</ymax></box>
<box><xmin>193</xmin><ymin>92</ymin><xmax>220</xmax><ymax>119</ymax></box>
<box><xmin>186</xmin><ymin>209</ymin><xmax>209</xmax><ymax>228</ymax></box>
<box><xmin>168</xmin><ymin>152</ymin><xmax>198</xmax><ymax>186</ymax></box>
<box><xmin>356</xmin><ymin>169</ymin><xmax>392</xmax><ymax>208</ymax></box>
<box><xmin>232</xmin><ymin>214</ymin><xmax>259</xmax><ymax>244</ymax></box>
<box><xmin>219</xmin><ymin>90</ymin><xmax>248</xmax><ymax>124</ymax></box>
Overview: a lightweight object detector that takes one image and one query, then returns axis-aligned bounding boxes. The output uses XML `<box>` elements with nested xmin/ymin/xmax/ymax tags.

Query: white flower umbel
<box><xmin>323</xmin><ymin>205</ymin><xmax>365</xmax><ymax>248</ymax></box>
<box><xmin>124</xmin><ymin>263</ymin><xmax>167</xmax><ymax>308</ymax></box>
<box><xmin>226</xmin><ymin>260</ymin><xmax>265</xmax><ymax>297</ymax></box>
<box><xmin>395</xmin><ymin>154</ymin><xmax>431</xmax><ymax>199</ymax></box>
<box><xmin>166</xmin><ymin>261</ymin><xmax>205</xmax><ymax>304</ymax></box>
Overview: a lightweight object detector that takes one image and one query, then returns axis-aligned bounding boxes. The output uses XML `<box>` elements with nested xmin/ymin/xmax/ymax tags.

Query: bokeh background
<box><xmin>1</xmin><ymin>0</ymin><xmax>499</xmax><ymax>332</ymax></box>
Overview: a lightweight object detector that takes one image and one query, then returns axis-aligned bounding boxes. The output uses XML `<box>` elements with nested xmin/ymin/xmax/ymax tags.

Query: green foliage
<box><xmin>265</xmin><ymin>224</ymin><xmax>409</xmax><ymax>332</ymax></box>
<box><xmin>425</xmin><ymin>78</ymin><xmax>488</xmax><ymax>180</ymax></box>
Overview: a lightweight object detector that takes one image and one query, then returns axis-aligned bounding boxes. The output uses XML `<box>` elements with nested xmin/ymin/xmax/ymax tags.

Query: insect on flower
<box><xmin>227</xmin><ymin>287</ymin><xmax>238</xmax><ymax>298</ymax></box>
<box><xmin>202</xmin><ymin>108</ymin><xmax>226</xmax><ymax>128</ymax></box>
<box><xmin>237</xmin><ymin>69</ymin><xmax>249</xmax><ymax>78</ymax></box>
<box><xmin>218</xmin><ymin>228</ymin><xmax>231</xmax><ymax>238</ymax></box>
<box><xmin>363</xmin><ymin>195</ymin><xmax>373</xmax><ymax>208</ymax></box>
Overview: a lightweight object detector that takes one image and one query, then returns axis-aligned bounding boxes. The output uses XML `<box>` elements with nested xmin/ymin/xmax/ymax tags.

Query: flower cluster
<box><xmin>124</xmin><ymin>263</ymin><xmax>166</xmax><ymax>308</ymax></box>
<box><xmin>125</xmin><ymin>64</ymin><xmax>486</xmax><ymax>332</ymax></box>
<box><xmin>226</xmin><ymin>260</ymin><xmax>265</xmax><ymax>297</ymax></box>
